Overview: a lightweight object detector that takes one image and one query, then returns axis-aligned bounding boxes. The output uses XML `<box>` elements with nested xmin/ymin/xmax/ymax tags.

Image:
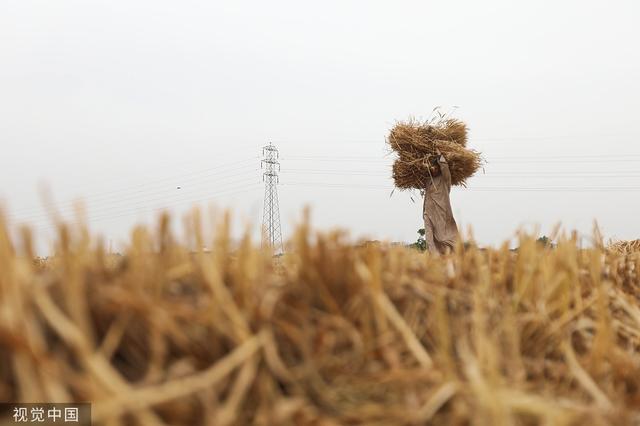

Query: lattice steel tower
<box><xmin>261</xmin><ymin>143</ymin><xmax>283</xmax><ymax>253</ymax></box>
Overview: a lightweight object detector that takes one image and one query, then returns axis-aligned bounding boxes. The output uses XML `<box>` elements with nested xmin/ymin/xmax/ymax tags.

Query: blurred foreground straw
<box><xmin>1</xmin><ymin>211</ymin><xmax>640</xmax><ymax>425</ymax></box>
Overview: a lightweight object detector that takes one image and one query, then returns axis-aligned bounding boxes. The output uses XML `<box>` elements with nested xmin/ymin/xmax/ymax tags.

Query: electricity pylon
<box><xmin>261</xmin><ymin>143</ymin><xmax>283</xmax><ymax>254</ymax></box>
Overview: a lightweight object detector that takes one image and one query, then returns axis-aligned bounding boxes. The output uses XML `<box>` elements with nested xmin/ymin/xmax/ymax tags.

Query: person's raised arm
<box><xmin>436</xmin><ymin>148</ymin><xmax>451</xmax><ymax>185</ymax></box>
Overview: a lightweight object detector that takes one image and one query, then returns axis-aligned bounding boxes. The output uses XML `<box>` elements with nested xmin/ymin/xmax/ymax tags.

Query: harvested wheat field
<box><xmin>1</xmin><ymin>211</ymin><xmax>640</xmax><ymax>425</ymax></box>
<box><xmin>609</xmin><ymin>240</ymin><xmax>640</xmax><ymax>256</ymax></box>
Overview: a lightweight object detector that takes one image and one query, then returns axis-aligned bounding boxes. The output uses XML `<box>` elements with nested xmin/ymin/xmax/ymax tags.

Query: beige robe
<box><xmin>423</xmin><ymin>155</ymin><xmax>459</xmax><ymax>254</ymax></box>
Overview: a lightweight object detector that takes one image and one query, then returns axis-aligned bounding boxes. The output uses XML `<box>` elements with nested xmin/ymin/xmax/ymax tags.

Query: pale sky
<box><xmin>1</xmin><ymin>0</ymin><xmax>639</xmax><ymax>253</ymax></box>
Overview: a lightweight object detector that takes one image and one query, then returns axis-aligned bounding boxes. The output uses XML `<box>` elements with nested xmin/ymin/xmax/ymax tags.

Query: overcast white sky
<box><xmin>1</xmin><ymin>0</ymin><xmax>639</xmax><ymax>252</ymax></box>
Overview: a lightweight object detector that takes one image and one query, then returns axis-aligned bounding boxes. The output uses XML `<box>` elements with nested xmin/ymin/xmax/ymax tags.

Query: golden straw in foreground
<box><xmin>1</xmin><ymin>211</ymin><xmax>640</xmax><ymax>425</ymax></box>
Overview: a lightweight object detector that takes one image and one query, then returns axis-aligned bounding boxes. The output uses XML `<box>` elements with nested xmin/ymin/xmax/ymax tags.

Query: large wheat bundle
<box><xmin>388</xmin><ymin>118</ymin><xmax>483</xmax><ymax>188</ymax></box>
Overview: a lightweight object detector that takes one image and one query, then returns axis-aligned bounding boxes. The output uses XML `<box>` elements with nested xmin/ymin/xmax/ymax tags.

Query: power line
<box><xmin>12</xmin><ymin>177</ymin><xmax>262</xmax><ymax>224</ymax></box>
<box><xmin>281</xmin><ymin>155</ymin><xmax>640</xmax><ymax>164</ymax></box>
<box><xmin>7</xmin><ymin>162</ymin><xmax>260</xmax><ymax>220</ymax></box>
<box><xmin>9</xmin><ymin>173</ymin><xmax>260</xmax><ymax>222</ymax></box>
<box><xmin>10</xmin><ymin>143</ymin><xmax>640</xmax><ymax>236</ymax></box>
<box><xmin>282</xmin><ymin>166</ymin><xmax>640</xmax><ymax>175</ymax></box>
<box><xmin>11</xmin><ymin>155</ymin><xmax>640</xmax><ymax>224</ymax></box>
<box><xmin>280</xmin><ymin>169</ymin><xmax>640</xmax><ymax>178</ymax></box>
<box><xmin>464</xmin><ymin>187</ymin><xmax>640</xmax><ymax>192</ymax></box>
<box><xmin>489</xmin><ymin>154</ymin><xmax>640</xmax><ymax>159</ymax></box>
<box><xmin>85</xmin><ymin>184</ymin><xmax>263</xmax><ymax>225</ymax></box>
<box><xmin>487</xmin><ymin>158</ymin><xmax>640</xmax><ymax>163</ymax></box>
<box><xmin>30</xmin><ymin>183</ymin><xmax>263</xmax><ymax>231</ymax></box>
<box><xmin>16</xmin><ymin>156</ymin><xmax>260</xmax><ymax>206</ymax></box>
<box><xmin>272</xmin><ymin>135</ymin><xmax>640</xmax><ymax>146</ymax></box>
<box><xmin>280</xmin><ymin>182</ymin><xmax>640</xmax><ymax>192</ymax></box>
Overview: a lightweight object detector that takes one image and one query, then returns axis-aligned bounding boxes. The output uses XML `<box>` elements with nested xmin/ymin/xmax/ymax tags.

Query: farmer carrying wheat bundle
<box><xmin>388</xmin><ymin>115</ymin><xmax>483</xmax><ymax>254</ymax></box>
<box><xmin>422</xmin><ymin>148</ymin><xmax>459</xmax><ymax>254</ymax></box>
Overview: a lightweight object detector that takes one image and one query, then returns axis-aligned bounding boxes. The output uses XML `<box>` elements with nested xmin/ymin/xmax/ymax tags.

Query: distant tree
<box><xmin>409</xmin><ymin>228</ymin><xmax>427</xmax><ymax>251</ymax></box>
<box><xmin>537</xmin><ymin>236</ymin><xmax>553</xmax><ymax>247</ymax></box>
